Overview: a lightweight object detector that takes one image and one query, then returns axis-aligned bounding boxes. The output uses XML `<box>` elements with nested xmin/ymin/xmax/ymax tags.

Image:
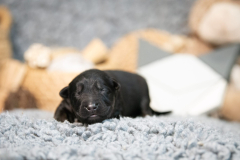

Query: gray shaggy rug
<box><xmin>0</xmin><ymin>109</ymin><xmax>240</xmax><ymax>160</ymax></box>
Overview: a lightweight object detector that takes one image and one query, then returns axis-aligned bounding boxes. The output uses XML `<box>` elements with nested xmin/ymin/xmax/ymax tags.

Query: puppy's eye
<box><xmin>76</xmin><ymin>83</ymin><xmax>83</xmax><ymax>95</ymax></box>
<box><xmin>100</xmin><ymin>88</ymin><xmax>109</xmax><ymax>94</ymax></box>
<box><xmin>77</xmin><ymin>89</ymin><xmax>83</xmax><ymax>95</ymax></box>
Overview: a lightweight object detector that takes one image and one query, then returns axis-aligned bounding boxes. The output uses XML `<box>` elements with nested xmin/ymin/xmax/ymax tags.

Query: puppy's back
<box><xmin>105</xmin><ymin>70</ymin><xmax>150</xmax><ymax>117</ymax></box>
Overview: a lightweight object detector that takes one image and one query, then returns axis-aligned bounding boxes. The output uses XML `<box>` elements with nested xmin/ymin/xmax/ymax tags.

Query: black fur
<box><xmin>54</xmin><ymin>69</ymin><xmax>155</xmax><ymax>124</ymax></box>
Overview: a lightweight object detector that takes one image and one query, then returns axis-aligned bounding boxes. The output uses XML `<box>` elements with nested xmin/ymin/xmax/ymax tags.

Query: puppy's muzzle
<box><xmin>82</xmin><ymin>101</ymin><xmax>99</xmax><ymax>112</ymax></box>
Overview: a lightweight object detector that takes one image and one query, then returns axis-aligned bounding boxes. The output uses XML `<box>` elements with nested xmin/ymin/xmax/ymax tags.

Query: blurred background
<box><xmin>0</xmin><ymin>0</ymin><xmax>240</xmax><ymax>121</ymax></box>
<box><xmin>1</xmin><ymin>0</ymin><xmax>195</xmax><ymax>60</ymax></box>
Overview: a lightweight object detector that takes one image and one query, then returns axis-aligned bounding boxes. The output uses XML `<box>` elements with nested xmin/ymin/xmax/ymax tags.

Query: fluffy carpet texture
<box><xmin>0</xmin><ymin>110</ymin><xmax>240</xmax><ymax>160</ymax></box>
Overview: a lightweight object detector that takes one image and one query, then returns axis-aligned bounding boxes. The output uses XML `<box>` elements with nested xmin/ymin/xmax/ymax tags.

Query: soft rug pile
<box><xmin>0</xmin><ymin>109</ymin><xmax>240</xmax><ymax>160</ymax></box>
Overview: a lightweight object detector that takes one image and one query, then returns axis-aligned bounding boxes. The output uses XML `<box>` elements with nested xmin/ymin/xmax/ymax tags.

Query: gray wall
<box><xmin>0</xmin><ymin>0</ymin><xmax>197</xmax><ymax>60</ymax></box>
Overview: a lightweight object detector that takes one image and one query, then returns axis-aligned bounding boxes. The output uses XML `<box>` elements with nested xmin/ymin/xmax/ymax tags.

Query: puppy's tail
<box><xmin>152</xmin><ymin>110</ymin><xmax>172</xmax><ymax>116</ymax></box>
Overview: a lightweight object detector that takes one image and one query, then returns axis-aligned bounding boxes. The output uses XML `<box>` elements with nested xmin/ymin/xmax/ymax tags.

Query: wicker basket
<box><xmin>1</xmin><ymin>29</ymin><xmax>213</xmax><ymax>112</ymax></box>
<box><xmin>21</xmin><ymin>68</ymin><xmax>79</xmax><ymax>111</ymax></box>
<box><xmin>0</xmin><ymin>59</ymin><xmax>26</xmax><ymax>92</ymax></box>
<box><xmin>96</xmin><ymin>29</ymin><xmax>213</xmax><ymax>72</ymax></box>
<box><xmin>0</xmin><ymin>59</ymin><xmax>26</xmax><ymax>111</ymax></box>
<box><xmin>96</xmin><ymin>32</ymin><xmax>139</xmax><ymax>72</ymax></box>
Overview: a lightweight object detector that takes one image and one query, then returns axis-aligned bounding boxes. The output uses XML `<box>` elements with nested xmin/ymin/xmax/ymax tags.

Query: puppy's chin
<box><xmin>78</xmin><ymin>108</ymin><xmax>113</xmax><ymax>124</ymax></box>
<box><xmin>86</xmin><ymin>115</ymin><xmax>106</xmax><ymax>124</ymax></box>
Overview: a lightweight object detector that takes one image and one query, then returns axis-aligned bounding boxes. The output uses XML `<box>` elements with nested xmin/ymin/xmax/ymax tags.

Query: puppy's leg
<box><xmin>54</xmin><ymin>100</ymin><xmax>75</xmax><ymax>123</ymax></box>
<box><xmin>140</xmin><ymin>97</ymin><xmax>153</xmax><ymax>116</ymax></box>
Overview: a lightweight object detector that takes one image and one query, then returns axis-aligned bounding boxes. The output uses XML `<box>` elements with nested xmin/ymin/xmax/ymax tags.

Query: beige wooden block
<box><xmin>82</xmin><ymin>38</ymin><xmax>108</xmax><ymax>64</ymax></box>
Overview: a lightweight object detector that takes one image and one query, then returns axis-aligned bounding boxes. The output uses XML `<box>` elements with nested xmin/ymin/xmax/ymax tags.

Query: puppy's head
<box><xmin>60</xmin><ymin>69</ymin><xmax>120</xmax><ymax>124</ymax></box>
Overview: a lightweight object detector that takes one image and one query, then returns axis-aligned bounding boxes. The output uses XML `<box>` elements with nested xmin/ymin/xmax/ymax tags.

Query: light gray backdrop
<box><xmin>1</xmin><ymin>0</ymin><xmax>196</xmax><ymax>61</ymax></box>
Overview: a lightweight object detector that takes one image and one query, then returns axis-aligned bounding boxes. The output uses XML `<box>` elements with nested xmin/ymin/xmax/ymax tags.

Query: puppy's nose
<box><xmin>85</xmin><ymin>103</ymin><xmax>99</xmax><ymax>111</ymax></box>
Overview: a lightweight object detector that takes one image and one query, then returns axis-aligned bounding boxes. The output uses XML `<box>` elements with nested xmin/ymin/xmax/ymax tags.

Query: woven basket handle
<box><xmin>0</xmin><ymin>6</ymin><xmax>12</xmax><ymax>31</ymax></box>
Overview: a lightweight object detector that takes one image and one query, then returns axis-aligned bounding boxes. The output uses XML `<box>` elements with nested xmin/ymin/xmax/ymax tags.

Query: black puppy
<box><xmin>54</xmin><ymin>69</ymin><xmax>154</xmax><ymax>124</ymax></box>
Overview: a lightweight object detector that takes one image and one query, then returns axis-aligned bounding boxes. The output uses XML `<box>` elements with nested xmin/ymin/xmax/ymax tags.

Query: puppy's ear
<box><xmin>59</xmin><ymin>86</ymin><xmax>69</xmax><ymax>98</ymax></box>
<box><xmin>112</xmin><ymin>78</ymin><xmax>121</xmax><ymax>90</ymax></box>
<box><xmin>54</xmin><ymin>100</ymin><xmax>75</xmax><ymax>123</ymax></box>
